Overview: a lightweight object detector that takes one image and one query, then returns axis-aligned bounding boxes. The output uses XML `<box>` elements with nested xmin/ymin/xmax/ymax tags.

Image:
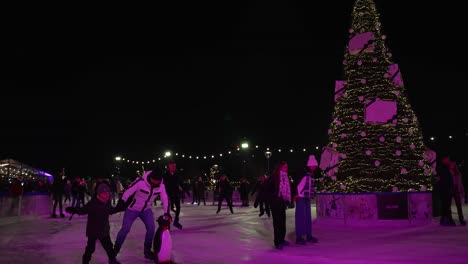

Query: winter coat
<box><xmin>239</xmin><ymin>182</ymin><xmax>250</xmax><ymax>199</ymax></box>
<box><xmin>196</xmin><ymin>180</ymin><xmax>205</xmax><ymax>198</ymax></box>
<box><xmin>72</xmin><ymin>197</ymin><xmax>119</xmax><ymax>238</ymax></box>
<box><xmin>437</xmin><ymin>163</ymin><xmax>453</xmax><ymax>193</ymax></box>
<box><xmin>216</xmin><ymin>180</ymin><xmax>233</xmax><ymax>196</ymax></box>
<box><xmin>163</xmin><ymin>171</ymin><xmax>185</xmax><ymax>199</ymax></box>
<box><xmin>121</xmin><ymin>170</ymin><xmax>169</xmax><ymax>213</ymax></box>
<box><xmin>250</xmin><ymin>179</ymin><xmax>269</xmax><ymax>200</ymax></box>
<box><xmin>51</xmin><ymin>177</ymin><xmax>65</xmax><ymax>195</ymax></box>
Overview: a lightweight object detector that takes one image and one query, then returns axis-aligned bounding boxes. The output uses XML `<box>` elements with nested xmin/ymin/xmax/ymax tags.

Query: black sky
<box><xmin>3</xmin><ymin>1</ymin><xmax>466</xmax><ymax>177</ymax></box>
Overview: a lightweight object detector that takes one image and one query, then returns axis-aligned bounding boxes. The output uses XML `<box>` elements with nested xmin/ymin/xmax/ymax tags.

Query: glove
<box><xmin>114</xmin><ymin>199</ymin><xmax>127</xmax><ymax>212</ymax></box>
<box><xmin>65</xmin><ymin>207</ymin><xmax>76</xmax><ymax>214</ymax></box>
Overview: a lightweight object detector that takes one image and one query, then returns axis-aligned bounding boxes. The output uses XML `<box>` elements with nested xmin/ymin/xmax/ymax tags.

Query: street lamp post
<box><xmin>114</xmin><ymin>156</ymin><xmax>122</xmax><ymax>179</ymax></box>
<box><xmin>264</xmin><ymin>151</ymin><xmax>272</xmax><ymax>176</ymax></box>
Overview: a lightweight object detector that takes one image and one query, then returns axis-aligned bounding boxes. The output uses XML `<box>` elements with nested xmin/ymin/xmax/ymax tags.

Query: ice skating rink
<box><xmin>1</xmin><ymin>203</ymin><xmax>468</xmax><ymax>264</ymax></box>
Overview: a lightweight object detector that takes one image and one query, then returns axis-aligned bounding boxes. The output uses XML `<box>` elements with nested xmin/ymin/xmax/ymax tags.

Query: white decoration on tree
<box><xmin>319</xmin><ymin>147</ymin><xmax>345</xmax><ymax>177</ymax></box>
<box><xmin>340</xmin><ymin>184</ymin><xmax>346</xmax><ymax>190</ymax></box>
<box><xmin>423</xmin><ymin>148</ymin><xmax>437</xmax><ymax>176</ymax></box>
<box><xmin>388</xmin><ymin>64</ymin><xmax>404</xmax><ymax>87</ymax></box>
<box><xmin>374</xmin><ymin>160</ymin><xmax>380</xmax><ymax>166</ymax></box>
<box><xmin>340</xmin><ymin>133</ymin><xmax>347</xmax><ymax>139</ymax></box>
<box><xmin>334</xmin><ymin>80</ymin><xmax>347</xmax><ymax>102</ymax></box>
<box><xmin>396</xmin><ymin>136</ymin><xmax>402</xmax><ymax>142</ymax></box>
<box><xmin>358</xmin><ymin>96</ymin><xmax>364</xmax><ymax>101</ymax></box>
<box><xmin>360</xmin><ymin>131</ymin><xmax>366</xmax><ymax>137</ymax></box>
<box><xmin>357</xmin><ymin>60</ymin><xmax>363</xmax><ymax>65</ymax></box>
<box><xmin>418</xmin><ymin>160</ymin><xmax>424</xmax><ymax>167</ymax></box>
<box><xmin>364</xmin><ymin>99</ymin><xmax>398</xmax><ymax>124</ymax></box>
<box><xmin>402</xmin><ymin>118</ymin><xmax>409</xmax><ymax>123</ymax></box>
<box><xmin>361</xmin><ymin>79</ymin><xmax>367</xmax><ymax>84</ymax></box>
<box><xmin>392</xmin><ymin>186</ymin><xmax>399</xmax><ymax>192</ymax></box>
<box><xmin>379</xmin><ymin>136</ymin><xmax>385</xmax><ymax>142</ymax></box>
<box><xmin>401</xmin><ymin>168</ymin><xmax>407</xmax><ymax>174</ymax></box>
<box><xmin>352</xmin><ymin>114</ymin><xmax>358</xmax><ymax>120</ymax></box>
<box><xmin>349</xmin><ymin>32</ymin><xmax>375</xmax><ymax>55</ymax></box>
<box><xmin>372</xmin><ymin>57</ymin><xmax>377</xmax><ymax>62</ymax></box>
<box><xmin>420</xmin><ymin>185</ymin><xmax>427</xmax><ymax>191</ymax></box>
<box><xmin>395</xmin><ymin>150</ymin><xmax>402</xmax><ymax>156</ymax></box>
<box><xmin>410</xmin><ymin>143</ymin><xmax>415</xmax><ymax>149</ymax></box>
<box><xmin>413</xmin><ymin>116</ymin><xmax>417</xmax><ymax>122</ymax></box>
<box><xmin>332</xmin><ymin>143</ymin><xmax>338</xmax><ymax>148</ymax></box>
<box><xmin>331</xmin><ymin>176</ymin><xmax>337</xmax><ymax>181</ymax></box>
<box><xmin>392</xmin><ymin>90</ymin><xmax>400</xmax><ymax>96</ymax></box>
<box><xmin>328</xmin><ymin>129</ymin><xmax>333</xmax><ymax>135</ymax></box>
<box><xmin>381</xmin><ymin>35</ymin><xmax>387</xmax><ymax>40</ymax></box>
<box><xmin>365</xmin><ymin>150</ymin><xmax>372</xmax><ymax>156</ymax></box>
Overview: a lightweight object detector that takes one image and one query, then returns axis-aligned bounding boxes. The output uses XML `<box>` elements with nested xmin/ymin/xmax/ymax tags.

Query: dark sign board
<box><xmin>377</xmin><ymin>193</ymin><xmax>408</xmax><ymax>219</ymax></box>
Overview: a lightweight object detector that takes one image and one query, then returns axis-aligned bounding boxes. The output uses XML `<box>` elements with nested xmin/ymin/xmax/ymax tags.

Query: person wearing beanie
<box><xmin>65</xmin><ymin>182</ymin><xmax>121</xmax><ymax>264</ymax></box>
<box><xmin>114</xmin><ymin>167</ymin><xmax>170</xmax><ymax>260</ymax></box>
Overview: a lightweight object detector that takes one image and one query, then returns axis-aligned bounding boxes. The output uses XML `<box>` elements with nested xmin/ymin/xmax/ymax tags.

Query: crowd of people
<box><xmin>4</xmin><ymin>150</ymin><xmax>464</xmax><ymax>263</ymax></box>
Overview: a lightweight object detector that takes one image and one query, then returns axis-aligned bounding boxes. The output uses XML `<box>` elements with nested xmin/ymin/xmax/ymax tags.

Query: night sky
<box><xmin>3</xmin><ymin>1</ymin><xmax>466</xmax><ymax>177</ymax></box>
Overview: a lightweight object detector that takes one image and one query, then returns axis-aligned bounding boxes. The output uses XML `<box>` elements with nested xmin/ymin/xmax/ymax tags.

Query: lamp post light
<box><xmin>264</xmin><ymin>151</ymin><xmax>272</xmax><ymax>176</ymax></box>
<box><xmin>114</xmin><ymin>156</ymin><xmax>122</xmax><ymax>179</ymax></box>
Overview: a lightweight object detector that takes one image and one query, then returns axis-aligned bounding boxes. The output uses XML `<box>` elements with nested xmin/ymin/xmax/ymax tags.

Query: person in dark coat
<box><xmin>437</xmin><ymin>153</ymin><xmax>457</xmax><ymax>226</ymax></box>
<box><xmin>163</xmin><ymin>161</ymin><xmax>188</xmax><ymax>229</ymax></box>
<box><xmin>71</xmin><ymin>176</ymin><xmax>81</xmax><ymax>207</ymax></box>
<box><xmin>66</xmin><ymin>182</ymin><xmax>121</xmax><ymax>264</ymax></box>
<box><xmin>239</xmin><ymin>178</ymin><xmax>250</xmax><ymax>207</ymax></box>
<box><xmin>196</xmin><ymin>176</ymin><xmax>206</xmax><ymax>205</ymax></box>
<box><xmin>216</xmin><ymin>174</ymin><xmax>234</xmax><ymax>214</ymax></box>
<box><xmin>51</xmin><ymin>169</ymin><xmax>66</xmax><ymax>218</ymax></box>
<box><xmin>191</xmin><ymin>177</ymin><xmax>198</xmax><ymax>205</ymax></box>
<box><xmin>266</xmin><ymin>161</ymin><xmax>291</xmax><ymax>250</ymax></box>
<box><xmin>251</xmin><ymin>174</ymin><xmax>270</xmax><ymax>217</ymax></box>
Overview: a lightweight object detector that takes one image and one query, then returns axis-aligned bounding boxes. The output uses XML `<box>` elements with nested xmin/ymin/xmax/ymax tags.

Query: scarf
<box><xmin>278</xmin><ymin>171</ymin><xmax>291</xmax><ymax>202</ymax></box>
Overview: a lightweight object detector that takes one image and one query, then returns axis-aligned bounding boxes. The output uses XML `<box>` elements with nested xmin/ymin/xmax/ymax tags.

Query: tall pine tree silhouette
<box><xmin>320</xmin><ymin>0</ymin><xmax>431</xmax><ymax>193</ymax></box>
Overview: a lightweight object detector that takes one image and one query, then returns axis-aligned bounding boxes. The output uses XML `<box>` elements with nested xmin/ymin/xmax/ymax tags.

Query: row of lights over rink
<box><xmin>114</xmin><ymin>143</ymin><xmax>321</xmax><ymax>165</ymax></box>
<box><xmin>114</xmin><ymin>133</ymin><xmax>464</xmax><ymax>165</ymax></box>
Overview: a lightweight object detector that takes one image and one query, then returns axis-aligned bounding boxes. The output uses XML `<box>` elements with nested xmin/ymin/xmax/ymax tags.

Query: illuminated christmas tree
<box><xmin>319</xmin><ymin>0</ymin><xmax>431</xmax><ymax>193</ymax></box>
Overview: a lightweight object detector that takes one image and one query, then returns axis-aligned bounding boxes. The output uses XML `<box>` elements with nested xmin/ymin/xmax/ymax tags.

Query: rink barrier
<box><xmin>315</xmin><ymin>192</ymin><xmax>433</xmax><ymax>225</ymax></box>
<box><xmin>0</xmin><ymin>192</ymin><xmax>51</xmax><ymax>224</ymax></box>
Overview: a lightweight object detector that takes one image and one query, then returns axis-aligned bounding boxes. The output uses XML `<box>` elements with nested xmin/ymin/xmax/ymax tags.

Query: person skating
<box><xmin>216</xmin><ymin>174</ymin><xmax>234</xmax><ymax>214</ymax></box>
<box><xmin>163</xmin><ymin>161</ymin><xmax>188</xmax><ymax>229</ymax></box>
<box><xmin>65</xmin><ymin>182</ymin><xmax>121</xmax><ymax>264</ymax></box>
<box><xmin>114</xmin><ymin>167</ymin><xmax>170</xmax><ymax>260</ymax></box>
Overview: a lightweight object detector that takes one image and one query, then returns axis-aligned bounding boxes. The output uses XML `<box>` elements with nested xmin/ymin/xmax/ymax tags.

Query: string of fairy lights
<box><xmin>114</xmin><ymin>143</ymin><xmax>323</xmax><ymax>165</ymax></box>
<box><xmin>114</xmin><ymin>133</ymin><xmax>464</xmax><ymax>165</ymax></box>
